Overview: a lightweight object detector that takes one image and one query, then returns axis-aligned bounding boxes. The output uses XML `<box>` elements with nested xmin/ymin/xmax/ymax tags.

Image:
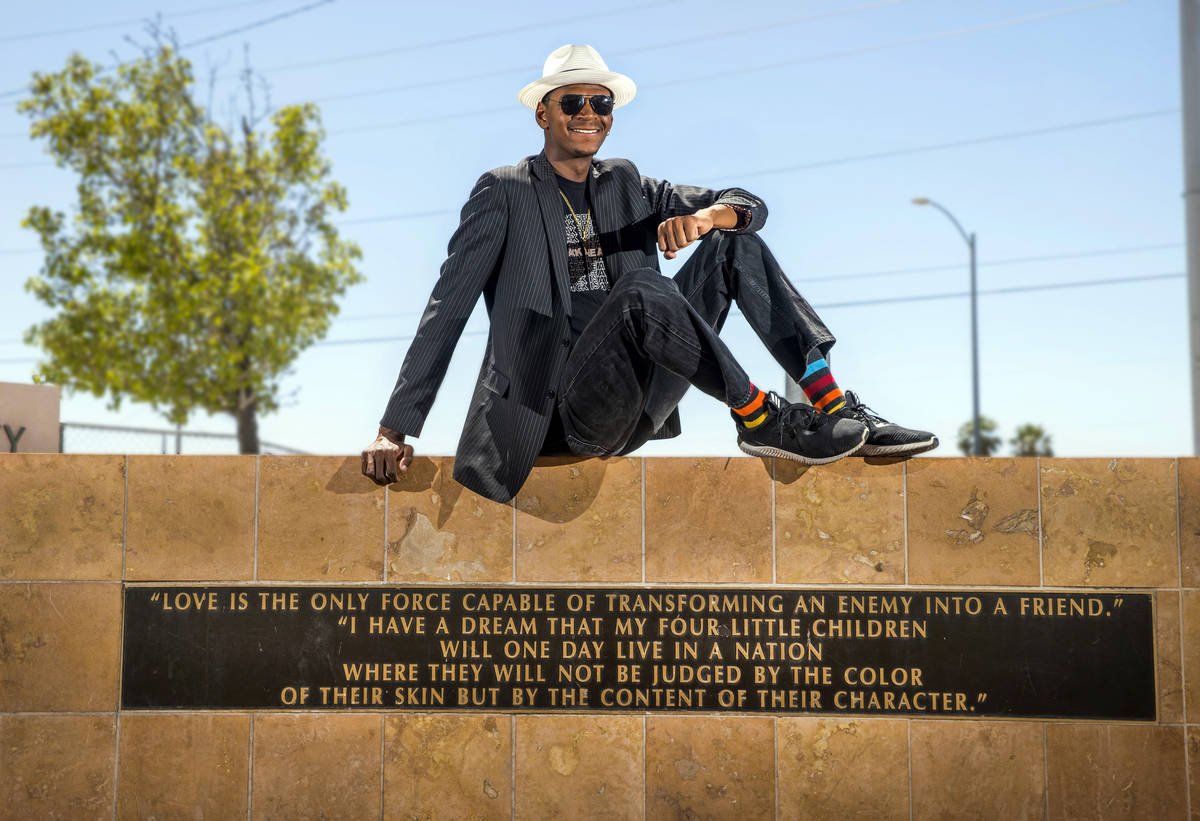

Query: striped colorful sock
<box><xmin>800</xmin><ymin>357</ymin><xmax>846</xmax><ymax>413</ymax></box>
<box><xmin>731</xmin><ymin>384</ymin><xmax>769</xmax><ymax>429</ymax></box>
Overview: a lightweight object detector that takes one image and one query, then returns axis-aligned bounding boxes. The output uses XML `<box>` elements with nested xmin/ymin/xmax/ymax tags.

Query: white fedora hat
<box><xmin>518</xmin><ymin>44</ymin><xmax>636</xmax><ymax>110</ymax></box>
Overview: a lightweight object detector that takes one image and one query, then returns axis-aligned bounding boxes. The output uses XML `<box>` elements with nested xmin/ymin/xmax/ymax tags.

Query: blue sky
<box><xmin>0</xmin><ymin>0</ymin><xmax>1187</xmax><ymax>457</ymax></box>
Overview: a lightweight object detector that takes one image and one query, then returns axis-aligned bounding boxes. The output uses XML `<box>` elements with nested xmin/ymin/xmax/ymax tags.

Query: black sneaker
<box><xmin>831</xmin><ymin>391</ymin><xmax>939</xmax><ymax>456</ymax></box>
<box><xmin>734</xmin><ymin>391</ymin><xmax>868</xmax><ymax>465</ymax></box>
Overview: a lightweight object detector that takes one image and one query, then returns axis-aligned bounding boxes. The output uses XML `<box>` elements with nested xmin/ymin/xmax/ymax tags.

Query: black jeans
<box><xmin>553</xmin><ymin>231</ymin><xmax>835</xmax><ymax>457</ymax></box>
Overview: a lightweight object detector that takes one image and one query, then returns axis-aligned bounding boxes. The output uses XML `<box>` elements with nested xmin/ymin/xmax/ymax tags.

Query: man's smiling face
<box><xmin>536</xmin><ymin>83</ymin><xmax>613</xmax><ymax>161</ymax></box>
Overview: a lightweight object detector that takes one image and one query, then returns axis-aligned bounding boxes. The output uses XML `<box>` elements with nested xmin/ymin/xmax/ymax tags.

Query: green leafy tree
<box><xmin>19</xmin><ymin>42</ymin><xmax>361</xmax><ymax>452</ymax></box>
<box><xmin>956</xmin><ymin>416</ymin><xmax>1002</xmax><ymax>456</ymax></box>
<box><xmin>1011</xmin><ymin>423</ymin><xmax>1053</xmax><ymax>457</ymax></box>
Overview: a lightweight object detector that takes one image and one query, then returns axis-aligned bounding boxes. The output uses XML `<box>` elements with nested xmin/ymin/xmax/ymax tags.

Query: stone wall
<box><xmin>1</xmin><ymin>453</ymin><xmax>1197</xmax><ymax>819</ymax></box>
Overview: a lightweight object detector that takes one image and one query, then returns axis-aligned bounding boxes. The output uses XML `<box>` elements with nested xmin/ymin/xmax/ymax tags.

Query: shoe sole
<box><xmin>857</xmin><ymin>436</ymin><xmax>939</xmax><ymax>457</ymax></box>
<box><xmin>737</xmin><ymin>428</ymin><xmax>869</xmax><ymax>466</ymax></box>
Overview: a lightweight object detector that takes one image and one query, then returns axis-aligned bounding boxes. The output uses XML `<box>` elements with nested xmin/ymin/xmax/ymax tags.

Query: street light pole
<box><xmin>968</xmin><ymin>230</ymin><xmax>980</xmax><ymax>458</ymax></box>
<box><xmin>913</xmin><ymin>197</ymin><xmax>982</xmax><ymax>456</ymax></box>
<box><xmin>1182</xmin><ymin>0</ymin><xmax>1200</xmax><ymax>454</ymax></box>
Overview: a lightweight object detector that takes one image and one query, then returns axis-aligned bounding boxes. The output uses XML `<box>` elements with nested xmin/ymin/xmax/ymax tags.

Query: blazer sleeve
<box><xmin>640</xmin><ymin>176</ymin><xmax>768</xmax><ymax>233</ymax></box>
<box><xmin>379</xmin><ymin>171</ymin><xmax>507</xmax><ymax>437</ymax></box>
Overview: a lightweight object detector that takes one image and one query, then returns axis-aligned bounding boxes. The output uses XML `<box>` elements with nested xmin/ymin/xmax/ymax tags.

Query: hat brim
<box><xmin>518</xmin><ymin>69</ymin><xmax>636</xmax><ymax>110</ymax></box>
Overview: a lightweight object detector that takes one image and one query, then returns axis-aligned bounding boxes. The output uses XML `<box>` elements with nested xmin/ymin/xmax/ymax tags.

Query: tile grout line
<box><xmin>643</xmin><ymin>713</ymin><xmax>648</xmax><ymax>820</ymax></box>
<box><xmin>1042</xmin><ymin>723</ymin><xmax>1050</xmax><ymax>820</ymax></box>
<box><xmin>112</xmin><ymin>705</ymin><xmax>122</xmax><ymax>820</ymax></box>
<box><xmin>253</xmin><ymin>455</ymin><xmax>260</xmax><ymax>582</ymax></box>
<box><xmin>247</xmin><ymin>715</ymin><xmax>255</xmax><ymax>821</ymax></box>
<box><xmin>641</xmin><ymin>457</ymin><xmax>647</xmax><ymax>584</ymax></box>
<box><xmin>112</xmin><ymin>454</ymin><xmax>130</xmax><ymax>821</ymax></box>
<box><xmin>1037</xmin><ymin>456</ymin><xmax>1044</xmax><ymax>586</ymax></box>
<box><xmin>1177</xmin><ymin>457</ymin><xmax>1191</xmax><ymax>821</ymax></box>
<box><xmin>511</xmin><ymin>714</ymin><xmax>517</xmax><ymax>819</ymax></box>
<box><xmin>773</xmin><ymin>717</ymin><xmax>779</xmax><ymax>820</ymax></box>
<box><xmin>122</xmin><ymin>454</ymin><xmax>129</xmax><ymax>582</ymax></box>
<box><xmin>770</xmin><ymin>458</ymin><xmax>777</xmax><ymax>584</ymax></box>
<box><xmin>101</xmin><ymin>579</ymin><xmax>1104</xmax><ymax>590</ymax></box>
<box><xmin>379</xmin><ymin>715</ymin><xmax>386</xmax><ymax>820</ymax></box>
<box><xmin>112</xmin><ymin>682</ymin><xmax>122</xmax><ymax>821</ymax></box>
<box><xmin>1176</xmin><ymin>456</ymin><xmax>1185</xmax><ymax>594</ymax></box>
<box><xmin>907</xmin><ymin>719</ymin><xmax>913</xmax><ymax>821</ymax></box>
<box><xmin>1184</xmin><ymin>670</ymin><xmax>1193</xmax><ymax>821</ymax></box>
<box><xmin>383</xmin><ymin>487</ymin><xmax>389</xmax><ymax>585</ymax></box>
<box><xmin>903</xmin><ymin>461</ymin><xmax>909</xmax><ymax>586</ymax></box>
<box><xmin>3</xmin><ymin>710</ymin><xmax>129</xmax><ymax>716</ymax></box>
<box><xmin>512</xmin><ymin>498</ymin><xmax>517</xmax><ymax>584</ymax></box>
<box><xmin>1</xmin><ymin>579</ymin><xmax>128</xmax><ymax>585</ymax></box>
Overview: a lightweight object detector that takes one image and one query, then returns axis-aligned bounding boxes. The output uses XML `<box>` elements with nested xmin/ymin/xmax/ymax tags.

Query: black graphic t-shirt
<box><xmin>556</xmin><ymin>174</ymin><xmax>611</xmax><ymax>342</ymax></box>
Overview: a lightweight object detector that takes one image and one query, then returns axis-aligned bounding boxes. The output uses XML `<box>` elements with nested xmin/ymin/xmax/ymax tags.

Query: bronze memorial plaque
<box><xmin>122</xmin><ymin>586</ymin><xmax>1155</xmax><ymax>719</ymax></box>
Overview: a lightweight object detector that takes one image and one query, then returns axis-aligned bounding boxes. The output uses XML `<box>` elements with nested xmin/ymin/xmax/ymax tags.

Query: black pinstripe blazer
<box><xmin>380</xmin><ymin>151</ymin><xmax>767</xmax><ymax>503</ymax></box>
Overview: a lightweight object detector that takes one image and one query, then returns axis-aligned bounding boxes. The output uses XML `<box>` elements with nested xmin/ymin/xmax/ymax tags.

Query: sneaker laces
<box><xmin>841</xmin><ymin>391</ymin><xmax>888</xmax><ymax>427</ymax></box>
<box><xmin>775</xmin><ymin>395</ymin><xmax>825</xmax><ymax>431</ymax></box>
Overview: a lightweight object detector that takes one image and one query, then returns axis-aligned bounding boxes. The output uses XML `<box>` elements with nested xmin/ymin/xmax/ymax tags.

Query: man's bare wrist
<box><xmin>699</xmin><ymin>204</ymin><xmax>739</xmax><ymax>230</ymax></box>
<box><xmin>378</xmin><ymin>425</ymin><xmax>405</xmax><ymax>445</ymax></box>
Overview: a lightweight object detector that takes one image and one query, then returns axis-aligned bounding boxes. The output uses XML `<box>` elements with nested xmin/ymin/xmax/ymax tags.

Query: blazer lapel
<box><xmin>590</xmin><ymin>160</ymin><xmax>646</xmax><ymax>279</ymax></box>
<box><xmin>531</xmin><ymin>154</ymin><xmax>571</xmax><ymax>315</ymax></box>
<box><xmin>590</xmin><ymin>161</ymin><xmax>617</xmax><ymax>238</ymax></box>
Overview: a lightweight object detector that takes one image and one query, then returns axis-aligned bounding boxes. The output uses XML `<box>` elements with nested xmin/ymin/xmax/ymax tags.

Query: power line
<box><xmin>290</xmin><ymin>0</ymin><xmax>909</xmax><ymax>105</ymax></box>
<box><xmin>722</xmin><ymin>109</ymin><xmax>1177</xmax><ymax>181</ymax></box>
<box><xmin>0</xmin><ymin>238</ymin><xmax>1183</xmax><ymax>331</ymax></box>
<box><xmin>793</xmin><ymin>242</ymin><xmax>1185</xmax><ymax>285</ymax></box>
<box><xmin>654</xmin><ymin>0</ymin><xmax>1128</xmax><ymax>91</ymax></box>
<box><xmin>322</xmin><ymin>0</ymin><xmax>1129</xmax><ymax>131</ymax></box>
<box><xmin>0</xmin><ymin>271</ymin><xmax>1182</xmax><ymax>364</ymax></box>
<box><xmin>5</xmin><ymin>0</ymin><xmax>1075</xmax><ymax>138</ymax></box>
<box><xmin>317</xmin><ymin>100</ymin><xmax>1180</xmax><ymax>184</ymax></box>
<box><xmin>322</xmin><ymin>108</ymin><xmax>1176</xmax><ymax>219</ymax></box>
<box><xmin>273</xmin><ymin>0</ymin><xmax>1110</xmax><ymax>110</ymax></box>
<box><xmin>258</xmin><ymin>0</ymin><xmax>683</xmax><ymax>74</ymax></box>
<box><xmin>0</xmin><ymin>105</ymin><xmax>1180</xmax><ymax>223</ymax></box>
<box><xmin>337</xmin><ymin>312</ymin><xmax>425</xmax><ymax>323</ymax></box>
<box><xmin>0</xmin><ymin>242</ymin><xmax>1181</xmax><ymax>322</ymax></box>
<box><xmin>0</xmin><ymin>0</ymin><xmax>688</xmax><ymax>129</ymax></box>
<box><xmin>181</xmin><ymin>0</ymin><xmax>334</xmax><ymax>48</ymax></box>
<box><xmin>0</xmin><ymin>0</ymin><xmax>286</xmax><ymax>44</ymax></box>
<box><xmin>0</xmin><ymin>0</ymin><xmax>335</xmax><ymax>100</ymax></box>
<box><xmin>336</xmin><ymin>242</ymin><xmax>1186</xmax><ymax>322</ymax></box>
<box><xmin>8</xmin><ymin>0</ymin><xmax>1105</xmax><ymax>117</ymax></box>
<box><xmin>616</xmin><ymin>0</ymin><xmax>909</xmax><ymax>56</ymax></box>
<box><xmin>309</xmin><ymin>271</ymin><xmax>1186</xmax><ymax>347</ymax></box>
<box><xmin>313</xmin><ymin>328</ymin><xmax>489</xmax><ymax>348</ymax></box>
<box><xmin>0</xmin><ymin>0</ymin><xmax>1144</xmax><ymax>145</ymax></box>
<box><xmin>812</xmin><ymin>270</ymin><xmax>1183</xmax><ymax>310</ymax></box>
<box><xmin>338</xmin><ymin>209</ymin><xmax>458</xmax><ymax>225</ymax></box>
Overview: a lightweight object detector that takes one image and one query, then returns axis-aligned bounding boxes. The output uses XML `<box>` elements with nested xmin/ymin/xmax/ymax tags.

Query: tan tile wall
<box><xmin>0</xmin><ymin>454</ymin><xmax>1194</xmax><ymax>819</ymax></box>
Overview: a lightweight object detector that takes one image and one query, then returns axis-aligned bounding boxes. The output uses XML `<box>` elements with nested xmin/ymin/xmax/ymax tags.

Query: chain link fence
<box><xmin>59</xmin><ymin>422</ymin><xmax>305</xmax><ymax>455</ymax></box>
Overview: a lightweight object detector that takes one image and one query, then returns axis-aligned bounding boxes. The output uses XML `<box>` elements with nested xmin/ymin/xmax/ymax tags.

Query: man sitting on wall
<box><xmin>362</xmin><ymin>45</ymin><xmax>937</xmax><ymax>502</ymax></box>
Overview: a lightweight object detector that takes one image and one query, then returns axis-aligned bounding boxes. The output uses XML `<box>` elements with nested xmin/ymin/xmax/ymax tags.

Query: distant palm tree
<box><xmin>957</xmin><ymin>416</ymin><xmax>1002</xmax><ymax>456</ymax></box>
<box><xmin>1011</xmin><ymin>423</ymin><xmax>1053</xmax><ymax>457</ymax></box>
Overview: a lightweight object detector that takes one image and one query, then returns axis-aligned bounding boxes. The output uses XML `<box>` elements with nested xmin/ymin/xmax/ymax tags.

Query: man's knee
<box><xmin>611</xmin><ymin>268</ymin><xmax>683</xmax><ymax>306</ymax></box>
<box><xmin>616</xmin><ymin>267</ymin><xmax>674</xmax><ymax>289</ymax></box>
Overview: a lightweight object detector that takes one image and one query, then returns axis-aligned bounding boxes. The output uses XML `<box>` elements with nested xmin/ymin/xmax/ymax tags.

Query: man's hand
<box><xmin>657</xmin><ymin>213</ymin><xmax>714</xmax><ymax>260</ymax></box>
<box><xmin>656</xmin><ymin>205</ymin><xmax>738</xmax><ymax>260</ymax></box>
<box><xmin>361</xmin><ymin>426</ymin><xmax>414</xmax><ymax>485</ymax></box>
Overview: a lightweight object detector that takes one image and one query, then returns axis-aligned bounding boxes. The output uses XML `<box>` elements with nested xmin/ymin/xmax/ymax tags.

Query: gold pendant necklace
<box><xmin>557</xmin><ymin>188</ymin><xmax>592</xmax><ymax>252</ymax></box>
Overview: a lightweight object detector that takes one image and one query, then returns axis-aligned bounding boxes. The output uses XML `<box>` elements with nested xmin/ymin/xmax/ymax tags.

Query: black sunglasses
<box><xmin>546</xmin><ymin>94</ymin><xmax>614</xmax><ymax>116</ymax></box>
